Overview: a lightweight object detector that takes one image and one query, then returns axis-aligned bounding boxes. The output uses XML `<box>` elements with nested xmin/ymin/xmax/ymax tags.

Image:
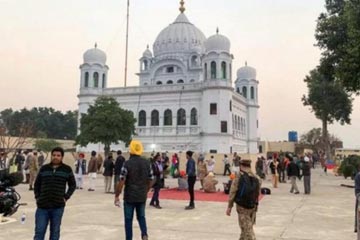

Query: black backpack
<box><xmin>235</xmin><ymin>171</ymin><xmax>260</xmax><ymax>209</ymax></box>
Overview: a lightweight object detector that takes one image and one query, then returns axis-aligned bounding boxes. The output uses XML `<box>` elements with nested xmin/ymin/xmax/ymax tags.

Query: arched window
<box><xmin>177</xmin><ymin>108</ymin><xmax>186</xmax><ymax>126</ymax></box>
<box><xmin>191</xmin><ymin>55</ymin><xmax>198</xmax><ymax>66</ymax></box>
<box><xmin>221</xmin><ymin>61</ymin><xmax>227</xmax><ymax>79</ymax></box>
<box><xmin>232</xmin><ymin>114</ymin><xmax>235</xmax><ymax>129</ymax></box>
<box><xmin>84</xmin><ymin>72</ymin><xmax>89</xmax><ymax>87</ymax></box>
<box><xmin>204</xmin><ymin>63</ymin><xmax>208</xmax><ymax>80</ymax></box>
<box><xmin>234</xmin><ymin>115</ymin><xmax>237</xmax><ymax>130</ymax></box>
<box><xmin>177</xmin><ymin>79</ymin><xmax>184</xmax><ymax>84</ymax></box>
<box><xmin>156</xmin><ymin>81</ymin><xmax>163</xmax><ymax>85</ymax></box>
<box><xmin>211</xmin><ymin>61</ymin><xmax>217</xmax><ymax>79</ymax></box>
<box><xmin>151</xmin><ymin>110</ymin><xmax>159</xmax><ymax>126</ymax></box>
<box><xmin>102</xmin><ymin>74</ymin><xmax>106</xmax><ymax>88</ymax></box>
<box><xmin>143</xmin><ymin>60</ymin><xmax>148</xmax><ymax>71</ymax></box>
<box><xmin>93</xmin><ymin>72</ymin><xmax>99</xmax><ymax>88</ymax></box>
<box><xmin>230</xmin><ymin>63</ymin><xmax>232</xmax><ymax>80</ymax></box>
<box><xmin>238</xmin><ymin>117</ymin><xmax>241</xmax><ymax>131</ymax></box>
<box><xmin>190</xmin><ymin>108</ymin><xmax>198</xmax><ymax>125</ymax></box>
<box><xmin>138</xmin><ymin>110</ymin><xmax>146</xmax><ymax>126</ymax></box>
<box><xmin>164</xmin><ymin>109</ymin><xmax>172</xmax><ymax>126</ymax></box>
<box><xmin>242</xmin><ymin>86</ymin><xmax>247</xmax><ymax>98</ymax></box>
<box><xmin>236</xmin><ymin>87</ymin><xmax>240</xmax><ymax>93</ymax></box>
<box><xmin>250</xmin><ymin>86</ymin><xmax>255</xmax><ymax>99</ymax></box>
<box><xmin>167</xmin><ymin>80</ymin><xmax>173</xmax><ymax>84</ymax></box>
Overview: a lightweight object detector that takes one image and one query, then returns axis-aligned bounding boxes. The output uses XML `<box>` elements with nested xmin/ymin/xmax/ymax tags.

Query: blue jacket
<box><xmin>355</xmin><ymin>172</ymin><xmax>360</xmax><ymax>196</ymax></box>
<box><xmin>186</xmin><ymin>158</ymin><xmax>196</xmax><ymax>177</ymax></box>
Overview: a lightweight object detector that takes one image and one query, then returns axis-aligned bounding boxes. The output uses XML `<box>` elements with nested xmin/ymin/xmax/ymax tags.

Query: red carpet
<box><xmin>148</xmin><ymin>188</ymin><xmax>264</xmax><ymax>203</ymax></box>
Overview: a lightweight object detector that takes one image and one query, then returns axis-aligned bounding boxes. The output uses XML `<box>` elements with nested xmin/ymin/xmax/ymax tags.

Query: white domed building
<box><xmin>78</xmin><ymin>5</ymin><xmax>259</xmax><ymax>154</ymax></box>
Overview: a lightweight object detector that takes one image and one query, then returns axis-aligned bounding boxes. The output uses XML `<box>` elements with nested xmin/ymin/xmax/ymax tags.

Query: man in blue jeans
<box><xmin>114</xmin><ymin>140</ymin><xmax>153</xmax><ymax>240</ymax></box>
<box><xmin>33</xmin><ymin>147</ymin><xmax>76</xmax><ymax>240</ymax></box>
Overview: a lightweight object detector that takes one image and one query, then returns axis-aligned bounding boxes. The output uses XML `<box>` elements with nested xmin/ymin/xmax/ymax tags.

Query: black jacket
<box><xmin>122</xmin><ymin>155</ymin><xmax>153</xmax><ymax>203</ymax></box>
<box><xmin>103</xmin><ymin>159</ymin><xmax>114</xmax><ymax>177</ymax></box>
<box><xmin>287</xmin><ymin>162</ymin><xmax>300</xmax><ymax>177</ymax></box>
<box><xmin>114</xmin><ymin>155</ymin><xmax>125</xmax><ymax>176</ymax></box>
<box><xmin>302</xmin><ymin>162</ymin><xmax>311</xmax><ymax>176</ymax></box>
<box><xmin>34</xmin><ymin>163</ymin><xmax>76</xmax><ymax>209</ymax></box>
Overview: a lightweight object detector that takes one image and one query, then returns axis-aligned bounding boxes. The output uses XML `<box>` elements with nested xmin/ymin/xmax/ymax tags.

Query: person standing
<box><xmin>114</xmin><ymin>150</ymin><xmax>125</xmax><ymax>193</ymax></box>
<box><xmin>103</xmin><ymin>155</ymin><xmax>115</xmax><ymax>193</ymax></box>
<box><xmin>37</xmin><ymin>150</ymin><xmax>45</xmax><ymax>168</ymax></box>
<box><xmin>74</xmin><ymin>153</ymin><xmax>87</xmax><ymax>189</ymax></box>
<box><xmin>0</xmin><ymin>151</ymin><xmax>8</xmax><ymax>171</ymax></box>
<box><xmin>185</xmin><ymin>150</ymin><xmax>196</xmax><ymax>210</ymax></box>
<box><xmin>354</xmin><ymin>165</ymin><xmax>360</xmax><ymax>233</ymax></box>
<box><xmin>223</xmin><ymin>154</ymin><xmax>231</xmax><ymax>176</ymax></box>
<box><xmin>302</xmin><ymin>156</ymin><xmax>311</xmax><ymax>194</ymax></box>
<box><xmin>269</xmin><ymin>157</ymin><xmax>279</xmax><ymax>188</ymax></box>
<box><xmin>33</xmin><ymin>147</ymin><xmax>76</xmax><ymax>240</ymax></box>
<box><xmin>197</xmin><ymin>154</ymin><xmax>207</xmax><ymax>190</ymax></box>
<box><xmin>206</xmin><ymin>155</ymin><xmax>216</xmax><ymax>173</ymax></box>
<box><xmin>14</xmin><ymin>150</ymin><xmax>24</xmax><ymax>172</ymax></box>
<box><xmin>114</xmin><ymin>140</ymin><xmax>153</xmax><ymax>240</ymax></box>
<box><xmin>97</xmin><ymin>153</ymin><xmax>103</xmax><ymax>174</ymax></box>
<box><xmin>287</xmin><ymin>155</ymin><xmax>300</xmax><ymax>194</ymax></box>
<box><xmin>87</xmin><ymin>151</ymin><xmax>97</xmax><ymax>191</ymax></box>
<box><xmin>29</xmin><ymin>151</ymin><xmax>39</xmax><ymax>191</ymax></box>
<box><xmin>150</xmin><ymin>153</ymin><xmax>163</xmax><ymax>209</ymax></box>
<box><xmin>226</xmin><ymin>159</ymin><xmax>261</xmax><ymax>240</ymax></box>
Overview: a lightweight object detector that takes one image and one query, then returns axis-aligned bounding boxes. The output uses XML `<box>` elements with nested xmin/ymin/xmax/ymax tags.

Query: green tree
<box><xmin>34</xmin><ymin>138</ymin><xmax>62</xmax><ymax>160</ymax></box>
<box><xmin>76</xmin><ymin>96</ymin><xmax>136</xmax><ymax>157</ymax></box>
<box><xmin>0</xmin><ymin>107</ymin><xmax>77</xmax><ymax>140</ymax></box>
<box><xmin>316</xmin><ymin>0</ymin><xmax>360</xmax><ymax>92</ymax></box>
<box><xmin>302</xmin><ymin>67</ymin><xmax>352</xmax><ymax>159</ymax></box>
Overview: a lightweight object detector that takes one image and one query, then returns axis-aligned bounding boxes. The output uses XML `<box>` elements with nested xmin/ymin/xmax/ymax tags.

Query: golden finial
<box><xmin>179</xmin><ymin>0</ymin><xmax>185</xmax><ymax>13</ymax></box>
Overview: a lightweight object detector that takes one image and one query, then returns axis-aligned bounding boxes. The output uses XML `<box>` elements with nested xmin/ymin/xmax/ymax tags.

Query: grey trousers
<box><xmin>104</xmin><ymin>176</ymin><xmax>112</xmax><ymax>193</ymax></box>
<box><xmin>290</xmin><ymin>176</ymin><xmax>299</xmax><ymax>193</ymax></box>
<box><xmin>303</xmin><ymin>176</ymin><xmax>311</xmax><ymax>194</ymax></box>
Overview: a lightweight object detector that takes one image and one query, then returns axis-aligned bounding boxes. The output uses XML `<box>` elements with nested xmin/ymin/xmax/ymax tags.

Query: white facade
<box><xmin>78</xmin><ymin>10</ymin><xmax>260</xmax><ymax>154</ymax></box>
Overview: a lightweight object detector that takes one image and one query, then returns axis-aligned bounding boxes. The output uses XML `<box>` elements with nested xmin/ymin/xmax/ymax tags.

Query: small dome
<box><xmin>83</xmin><ymin>44</ymin><xmax>107</xmax><ymax>65</ymax></box>
<box><xmin>205</xmin><ymin>30</ymin><xmax>230</xmax><ymax>53</ymax></box>
<box><xmin>143</xmin><ymin>45</ymin><xmax>153</xmax><ymax>58</ymax></box>
<box><xmin>237</xmin><ymin>63</ymin><xmax>257</xmax><ymax>80</ymax></box>
<box><xmin>153</xmin><ymin>13</ymin><xmax>206</xmax><ymax>56</ymax></box>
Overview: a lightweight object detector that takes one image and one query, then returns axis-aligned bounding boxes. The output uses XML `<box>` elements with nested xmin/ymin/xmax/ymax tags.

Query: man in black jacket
<box><xmin>287</xmin><ymin>155</ymin><xmax>300</xmax><ymax>194</ymax></box>
<box><xmin>34</xmin><ymin>147</ymin><xmax>76</xmax><ymax>240</ymax></box>
<box><xmin>114</xmin><ymin>140</ymin><xmax>153</xmax><ymax>240</ymax></box>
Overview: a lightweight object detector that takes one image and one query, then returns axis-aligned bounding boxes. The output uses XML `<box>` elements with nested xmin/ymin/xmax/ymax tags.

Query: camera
<box><xmin>0</xmin><ymin>169</ymin><xmax>23</xmax><ymax>217</ymax></box>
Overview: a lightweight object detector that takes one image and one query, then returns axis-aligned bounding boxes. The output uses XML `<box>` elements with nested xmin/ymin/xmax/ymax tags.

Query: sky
<box><xmin>0</xmin><ymin>0</ymin><xmax>359</xmax><ymax>147</ymax></box>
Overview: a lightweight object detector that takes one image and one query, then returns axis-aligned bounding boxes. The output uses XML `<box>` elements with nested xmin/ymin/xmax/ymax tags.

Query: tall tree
<box><xmin>316</xmin><ymin>0</ymin><xmax>360</xmax><ymax>92</ymax></box>
<box><xmin>76</xmin><ymin>97</ymin><xmax>136</xmax><ymax>157</ymax></box>
<box><xmin>302</xmin><ymin>67</ymin><xmax>352</xmax><ymax>159</ymax></box>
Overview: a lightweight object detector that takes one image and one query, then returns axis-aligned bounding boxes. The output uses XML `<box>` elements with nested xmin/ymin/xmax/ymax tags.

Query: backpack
<box><xmin>261</xmin><ymin>187</ymin><xmax>271</xmax><ymax>195</ymax></box>
<box><xmin>235</xmin><ymin>171</ymin><xmax>260</xmax><ymax>209</ymax></box>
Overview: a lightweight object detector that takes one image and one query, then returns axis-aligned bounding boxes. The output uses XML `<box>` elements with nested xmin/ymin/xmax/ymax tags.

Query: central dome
<box><xmin>153</xmin><ymin>13</ymin><xmax>206</xmax><ymax>56</ymax></box>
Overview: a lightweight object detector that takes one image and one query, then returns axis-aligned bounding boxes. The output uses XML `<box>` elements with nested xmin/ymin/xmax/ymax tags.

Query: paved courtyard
<box><xmin>0</xmin><ymin>168</ymin><xmax>356</xmax><ymax>240</ymax></box>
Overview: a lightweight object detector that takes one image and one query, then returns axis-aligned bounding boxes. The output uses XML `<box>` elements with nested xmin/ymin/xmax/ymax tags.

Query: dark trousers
<box><xmin>356</xmin><ymin>194</ymin><xmax>360</xmax><ymax>231</ymax></box>
<box><xmin>34</xmin><ymin>207</ymin><xmax>64</xmax><ymax>240</ymax></box>
<box><xmin>279</xmin><ymin>170</ymin><xmax>286</xmax><ymax>182</ymax></box>
<box><xmin>124</xmin><ymin>201</ymin><xmax>147</xmax><ymax>240</ymax></box>
<box><xmin>150</xmin><ymin>186</ymin><xmax>160</xmax><ymax>206</ymax></box>
<box><xmin>187</xmin><ymin>176</ymin><xmax>196</xmax><ymax>206</ymax></box>
<box><xmin>223</xmin><ymin>164</ymin><xmax>231</xmax><ymax>176</ymax></box>
<box><xmin>303</xmin><ymin>175</ymin><xmax>311</xmax><ymax>194</ymax></box>
<box><xmin>114</xmin><ymin>174</ymin><xmax>120</xmax><ymax>193</ymax></box>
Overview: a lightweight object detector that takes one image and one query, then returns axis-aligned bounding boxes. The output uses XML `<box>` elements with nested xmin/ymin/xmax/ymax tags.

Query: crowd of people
<box><xmin>1</xmin><ymin>145</ymin><xmax>327</xmax><ymax>240</ymax></box>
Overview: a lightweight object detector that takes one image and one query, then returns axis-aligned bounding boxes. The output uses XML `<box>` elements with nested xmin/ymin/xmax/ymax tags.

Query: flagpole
<box><xmin>124</xmin><ymin>0</ymin><xmax>130</xmax><ymax>87</ymax></box>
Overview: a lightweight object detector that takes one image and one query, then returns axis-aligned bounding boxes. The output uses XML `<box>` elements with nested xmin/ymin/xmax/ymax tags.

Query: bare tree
<box><xmin>0</xmin><ymin>123</ymin><xmax>33</xmax><ymax>160</ymax></box>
